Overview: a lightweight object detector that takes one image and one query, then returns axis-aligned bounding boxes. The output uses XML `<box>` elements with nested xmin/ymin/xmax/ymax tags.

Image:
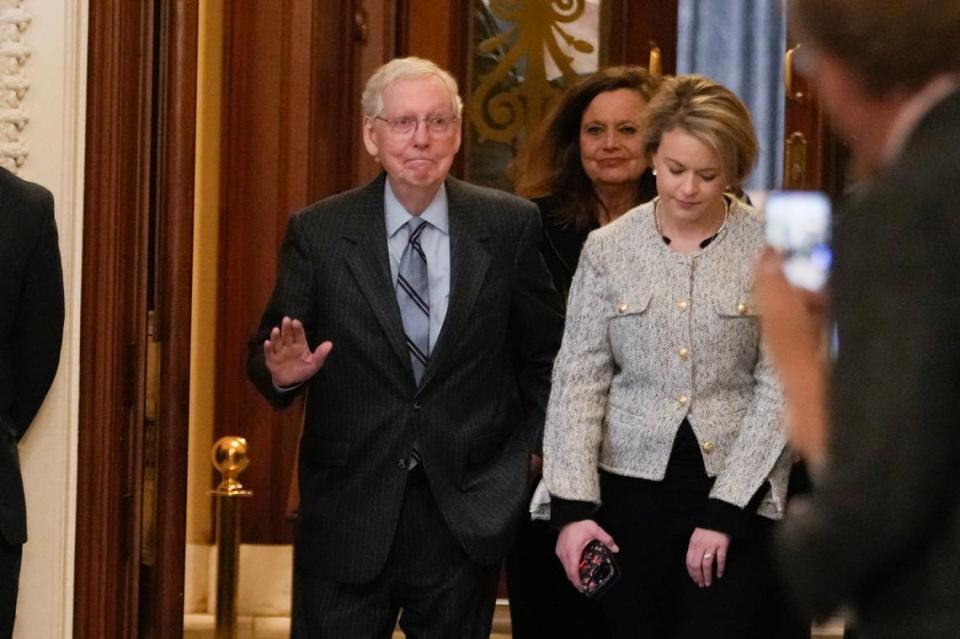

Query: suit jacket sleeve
<box><xmin>247</xmin><ymin>211</ymin><xmax>318</xmax><ymax>407</ymax></box>
<box><xmin>11</xmin><ymin>187</ymin><xmax>64</xmax><ymax>438</ymax></box>
<box><xmin>511</xmin><ymin>207</ymin><xmax>565</xmax><ymax>455</ymax></box>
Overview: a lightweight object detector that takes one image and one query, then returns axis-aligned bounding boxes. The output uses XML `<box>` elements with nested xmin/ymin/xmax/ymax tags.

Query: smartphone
<box><xmin>764</xmin><ymin>190</ymin><xmax>832</xmax><ymax>291</ymax></box>
<box><xmin>578</xmin><ymin>539</ymin><xmax>620</xmax><ymax>599</ymax></box>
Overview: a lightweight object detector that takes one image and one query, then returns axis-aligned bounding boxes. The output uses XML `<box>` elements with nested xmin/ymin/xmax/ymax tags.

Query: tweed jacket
<box><xmin>543</xmin><ymin>197</ymin><xmax>790</xmax><ymax>520</ymax></box>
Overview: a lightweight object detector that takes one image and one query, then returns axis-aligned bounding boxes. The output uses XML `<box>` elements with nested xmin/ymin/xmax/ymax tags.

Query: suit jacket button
<box><xmin>736</xmin><ymin>302</ymin><xmax>749</xmax><ymax>315</ymax></box>
<box><xmin>412</xmin><ymin>401</ymin><xmax>422</xmax><ymax>410</ymax></box>
<box><xmin>702</xmin><ymin>441</ymin><xmax>715</xmax><ymax>453</ymax></box>
<box><xmin>397</xmin><ymin>458</ymin><xmax>407</xmax><ymax>469</ymax></box>
<box><xmin>617</xmin><ymin>302</ymin><xmax>628</xmax><ymax>313</ymax></box>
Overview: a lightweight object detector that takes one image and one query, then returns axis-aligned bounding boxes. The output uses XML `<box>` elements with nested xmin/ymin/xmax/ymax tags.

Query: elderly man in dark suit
<box><xmin>754</xmin><ymin>2</ymin><xmax>960</xmax><ymax>638</ymax></box>
<box><xmin>0</xmin><ymin>167</ymin><xmax>64</xmax><ymax>635</ymax></box>
<box><xmin>247</xmin><ymin>57</ymin><xmax>563</xmax><ymax>637</ymax></box>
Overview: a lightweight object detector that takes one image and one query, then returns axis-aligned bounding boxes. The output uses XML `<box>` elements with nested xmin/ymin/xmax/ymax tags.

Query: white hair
<box><xmin>361</xmin><ymin>57</ymin><xmax>463</xmax><ymax>118</ymax></box>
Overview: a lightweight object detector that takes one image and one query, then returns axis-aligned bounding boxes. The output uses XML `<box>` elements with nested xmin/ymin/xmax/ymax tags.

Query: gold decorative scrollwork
<box><xmin>468</xmin><ymin>0</ymin><xmax>594</xmax><ymax>145</ymax></box>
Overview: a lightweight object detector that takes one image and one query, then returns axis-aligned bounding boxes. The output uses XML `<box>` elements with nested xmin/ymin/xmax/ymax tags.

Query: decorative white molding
<box><xmin>13</xmin><ymin>0</ymin><xmax>88</xmax><ymax>636</ymax></box>
<box><xmin>0</xmin><ymin>0</ymin><xmax>30</xmax><ymax>171</ymax></box>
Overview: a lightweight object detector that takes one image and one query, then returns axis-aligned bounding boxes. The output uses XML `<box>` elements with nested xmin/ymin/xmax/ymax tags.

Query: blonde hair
<box><xmin>361</xmin><ymin>57</ymin><xmax>463</xmax><ymax>118</ymax></box>
<box><xmin>642</xmin><ymin>75</ymin><xmax>758</xmax><ymax>188</ymax></box>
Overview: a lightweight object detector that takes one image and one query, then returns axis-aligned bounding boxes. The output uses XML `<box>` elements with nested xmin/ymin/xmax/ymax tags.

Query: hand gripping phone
<box><xmin>763</xmin><ymin>190</ymin><xmax>833</xmax><ymax>291</ymax></box>
<box><xmin>578</xmin><ymin>540</ymin><xmax>620</xmax><ymax>599</ymax></box>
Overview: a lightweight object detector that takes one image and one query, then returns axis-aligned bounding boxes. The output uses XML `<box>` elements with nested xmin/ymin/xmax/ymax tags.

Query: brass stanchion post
<box><xmin>209</xmin><ymin>436</ymin><xmax>253</xmax><ymax>639</ymax></box>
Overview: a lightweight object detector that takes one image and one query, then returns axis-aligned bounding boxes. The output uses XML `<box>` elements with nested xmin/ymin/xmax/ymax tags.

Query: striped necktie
<box><xmin>396</xmin><ymin>217</ymin><xmax>430</xmax><ymax>383</ymax></box>
<box><xmin>397</xmin><ymin>218</ymin><xmax>429</xmax><ymax>469</ymax></box>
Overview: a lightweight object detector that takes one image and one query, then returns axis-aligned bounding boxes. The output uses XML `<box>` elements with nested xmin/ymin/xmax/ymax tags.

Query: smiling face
<box><xmin>579</xmin><ymin>88</ymin><xmax>649</xmax><ymax>190</ymax></box>
<box><xmin>362</xmin><ymin>74</ymin><xmax>462</xmax><ymax>203</ymax></box>
<box><xmin>651</xmin><ymin>127</ymin><xmax>727</xmax><ymax>225</ymax></box>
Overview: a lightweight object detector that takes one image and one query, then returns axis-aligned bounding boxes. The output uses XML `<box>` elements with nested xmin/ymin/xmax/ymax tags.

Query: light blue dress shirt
<box><xmin>384</xmin><ymin>179</ymin><xmax>451</xmax><ymax>350</ymax></box>
<box><xmin>274</xmin><ymin>180</ymin><xmax>453</xmax><ymax>393</ymax></box>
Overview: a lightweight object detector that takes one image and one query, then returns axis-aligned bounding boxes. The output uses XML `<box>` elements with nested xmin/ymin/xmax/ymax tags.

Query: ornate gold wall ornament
<box><xmin>469</xmin><ymin>0</ymin><xmax>594</xmax><ymax>145</ymax></box>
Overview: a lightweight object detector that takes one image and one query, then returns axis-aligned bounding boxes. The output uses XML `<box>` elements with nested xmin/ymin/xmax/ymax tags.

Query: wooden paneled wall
<box><xmin>77</xmin><ymin>1</ymin><xmax>198</xmax><ymax>636</ymax></box>
<box><xmin>216</xmin><ymin>0</ymin><xmax>359</xmax><ymax>543</ymax></box>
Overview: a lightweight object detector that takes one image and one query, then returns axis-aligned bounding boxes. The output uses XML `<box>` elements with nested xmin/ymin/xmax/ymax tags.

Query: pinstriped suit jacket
<box><xmin>247</xmin><ymin>173</ymin><xmax>564</xmax><ymax>583</ymax></box>
<box><xmin>543</xmin><ymin>198</ymin><xmax>791</xmax><ymax>521</ymax></box>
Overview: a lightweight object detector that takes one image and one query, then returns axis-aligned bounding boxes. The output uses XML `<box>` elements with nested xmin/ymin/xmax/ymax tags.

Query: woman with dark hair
<box><xmin>506</xmin><ymin>65</ymin><xmax>661</xmax><ymax>639</ymax></box>
<box><xmin>512</xmin><ymin>65</ymin><xmax>662</xmax><ymax>300</ymax></box>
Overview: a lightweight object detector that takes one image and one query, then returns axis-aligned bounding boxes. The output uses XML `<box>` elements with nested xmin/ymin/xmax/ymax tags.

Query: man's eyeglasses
<box><xmin>374</xmin><ymin>114</ymin><xmax>460</xmax><ymax>136</ymax></box>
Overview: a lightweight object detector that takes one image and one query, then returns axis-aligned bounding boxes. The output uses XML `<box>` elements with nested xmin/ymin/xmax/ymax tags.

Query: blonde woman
<box><xmin>543</xmin><ymin>75</ymin><xmax>798</xmax><ymax>638</ymax></box>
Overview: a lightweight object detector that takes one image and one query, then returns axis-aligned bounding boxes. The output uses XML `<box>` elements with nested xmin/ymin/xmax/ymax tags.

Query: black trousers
<box><xmin>0</xmin><ymin>540</ymin><xmax>21</xmax><ymax>638</ymax></box>
<box><xmin>298</xmin><ymin>471</ymin><xmax>500</xmax><ymax>638</ymax></box>
<box><xmin>595</xmin><ymin>470</ymin><xmax>807</xmax><ymax>639</ymax></box>
<box><xmin>506</xmin><ymin>507</ymin><xmax>611</xmax><ymax>638</ymax></box>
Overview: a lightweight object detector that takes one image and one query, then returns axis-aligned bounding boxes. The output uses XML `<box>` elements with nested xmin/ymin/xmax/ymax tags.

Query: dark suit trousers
<box><xmin>299</xmin><ymin>470</ymin><xmax>500</xmax><ymax>638</ymax></box>
<box><xmin>0</xmin><ymin>540</ymin><xmax>21</xmax><ymax>638</ymax></box>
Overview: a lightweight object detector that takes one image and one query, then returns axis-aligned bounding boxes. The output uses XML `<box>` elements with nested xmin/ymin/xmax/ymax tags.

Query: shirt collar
<box><xmin>384</xmin><ymin>180</ymin><xmax>450</xmax><ymax>238</ymax></box>
<box><xmin>883</xmin><ymin>74</ymin><xmax>960</xmax><ymax>166</ymax></box>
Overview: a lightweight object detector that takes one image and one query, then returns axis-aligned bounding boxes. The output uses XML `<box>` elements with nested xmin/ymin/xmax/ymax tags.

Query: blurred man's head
<box><xmin>792</xmin><ymin>0</ymin><xmax>960</xmax><ymax>167</ymax></box>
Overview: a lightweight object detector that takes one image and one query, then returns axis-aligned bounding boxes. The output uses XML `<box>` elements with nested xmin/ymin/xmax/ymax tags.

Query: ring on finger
<box><xmin>702</xmin><ymin>552</ymin><xmax>713</xmax><ymax>560</ymax></box>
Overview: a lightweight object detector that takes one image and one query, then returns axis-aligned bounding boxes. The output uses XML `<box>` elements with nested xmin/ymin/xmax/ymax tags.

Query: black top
<box><xmin>534</xmin><ymin>169</ymin><xmax>658</xmax><ymax>302</ymax></box>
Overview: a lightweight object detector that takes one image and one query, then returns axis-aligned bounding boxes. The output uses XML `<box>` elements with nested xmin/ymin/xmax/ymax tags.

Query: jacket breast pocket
<box><xmin>607</xmin><ymin>292</ymin><xmax>653</xmax><ymax>364</ymax></box>
<box><xmin>713</xmin><ymin>292</ymin><xmax>760</xmax><ymax>366</ymax></box>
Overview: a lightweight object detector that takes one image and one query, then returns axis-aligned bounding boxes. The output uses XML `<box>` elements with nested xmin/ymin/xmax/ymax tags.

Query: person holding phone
<box><xmin>755</xmin><ymin>1</ymin><xmax>960</xmax><ymax>637</ymax></box>
<box><xmin>542</xmin><ymin>75</ymin><xmax>799</xmax><ymax>638</ymax></box>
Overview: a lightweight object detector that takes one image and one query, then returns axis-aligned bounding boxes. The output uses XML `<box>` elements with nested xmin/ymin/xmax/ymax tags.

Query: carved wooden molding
<box><xmin>0</xmin><ymin>0</ymin><xmax>30</xmax><ymax>170</ymax></box>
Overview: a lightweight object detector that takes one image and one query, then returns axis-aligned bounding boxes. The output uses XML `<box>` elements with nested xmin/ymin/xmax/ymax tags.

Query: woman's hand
<box><xmin>685</xmin><ymin>527</ymin><xmax>730</xmax><ymax>587</ymax></box>
<box><xmin>555</xmin><ymin>520</ymin><xmax>619</xmax><ymax>588</ymax></box>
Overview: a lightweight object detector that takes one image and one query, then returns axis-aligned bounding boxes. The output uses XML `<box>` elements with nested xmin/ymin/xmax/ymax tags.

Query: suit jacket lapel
<box><xmin>342</xmin><ymin>174</ymin><xmax>414</xmax><ymax>376</ymax></box>
<box><xmin>419</xmin><ymin>177</ymin><xmax>491</xmax><ymax>391</ymax></box>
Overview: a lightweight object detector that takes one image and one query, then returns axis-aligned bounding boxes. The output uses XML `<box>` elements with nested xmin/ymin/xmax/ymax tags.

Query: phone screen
<box><xmin>763</xmin><ymin>190</ymin><xmax>832</xmax><ymax>291</ymax></box>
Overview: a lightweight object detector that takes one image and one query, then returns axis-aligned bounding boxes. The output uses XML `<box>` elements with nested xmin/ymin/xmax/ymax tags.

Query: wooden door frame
<box><xmin>75</xmin><ymin>1</ymin><xmax>197</xmax><ymax>637</ymax></box>
<box><xmin>783</xmin><ymin>12</ymin><xmax>848</xmax><ymax>195</ymax></box>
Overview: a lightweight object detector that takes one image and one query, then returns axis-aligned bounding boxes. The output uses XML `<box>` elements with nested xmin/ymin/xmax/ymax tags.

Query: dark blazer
<box><xmin>535</xmin><ymin>169</ymin><xmax>657</xmax><ymax>302</ymax></box>
<box><xmin>534</xmin><ymin>195</ymin><xmax>592</xmax><ymax>303</ymax></box>
<box><xmin>248</xmin><ymin>173</ymin><xmax>564</xmax><ymax>583</ymax></box>
<box><xmin>0</xmin><ymin>168</ymin><xmax>64</xmax><ymax>546</ymax></box>
<box><xmin>776</xmin><ymin>89</ymin><xmax>960</xmax><ymax>638</ymax></box>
